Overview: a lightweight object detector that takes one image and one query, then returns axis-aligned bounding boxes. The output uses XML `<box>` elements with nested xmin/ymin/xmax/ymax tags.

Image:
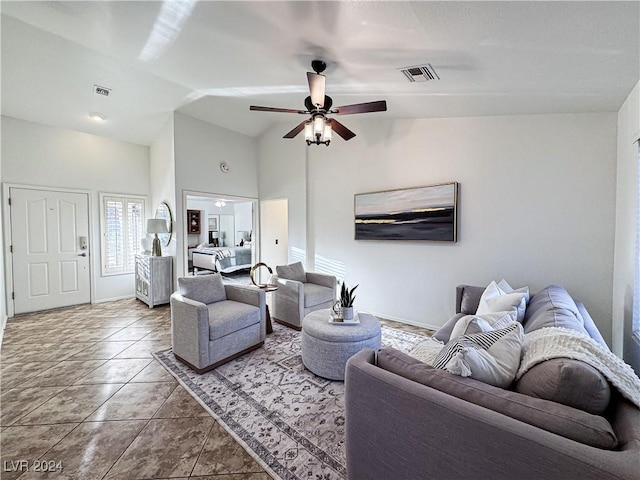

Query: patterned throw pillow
<box><xmin>432</xmin><ymin>322</ymin><xmax>524</xmax><ymax>388</ymax></box>
<box><xmin>449</xmin><ymin>311</ymin><xmax>517</xmax><ymax>340</ymax></box>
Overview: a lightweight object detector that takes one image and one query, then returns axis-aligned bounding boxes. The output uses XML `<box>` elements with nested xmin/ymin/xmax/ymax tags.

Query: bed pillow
<box><xmin>276</xmin><ymin>262</ymin><xmax>307</xmax><ymax>283</ymax></box>
<box><xmin>178</xmin><ymin>274</ymin><xmax>227</xmax><ymax>305</ymax></box>
<box><xmin>476</xmin><ymin>281</ymin><xmax>527</xmax><ymax>322</ymax></box>
<box><xmin>432</xmin><ymin>322</ymin><xmax>524</xmax><ymax>388</ymax></box>
<box><xmin>449</xmin><ymin>311</ymin><xmax>517</xmax><ymax>340</ymax></box>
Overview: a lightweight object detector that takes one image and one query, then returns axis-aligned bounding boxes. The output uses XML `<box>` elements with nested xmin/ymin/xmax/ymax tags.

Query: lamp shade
<box><xmin>147</xmin><ymin>218</ymin><xmax>168</xmax><ymax>234</ymax></box>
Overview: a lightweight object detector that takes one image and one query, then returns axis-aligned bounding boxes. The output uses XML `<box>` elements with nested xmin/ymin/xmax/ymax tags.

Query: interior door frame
<box><xmin>181</xmin><ymin>190</ymin><xmax>260</xmax><ymax>277</ymax></box>
<box><xmin>2</xmin><ymin>183</ymin><xmax>95</xmax><ymax>318</ymax></box>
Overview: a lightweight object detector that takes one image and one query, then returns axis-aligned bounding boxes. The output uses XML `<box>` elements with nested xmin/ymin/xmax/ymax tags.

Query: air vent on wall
<box><xmin>399</xmin><ymin>64</ymin><xmax>440</xmax><ymax>83</ymax></box>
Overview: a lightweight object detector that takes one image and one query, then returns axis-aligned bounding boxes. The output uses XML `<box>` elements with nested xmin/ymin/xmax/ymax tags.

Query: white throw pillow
<box><xmin>449</xmin><ymin>311</ymin><xmax>517</xmax><ymax>340</ymax></box>
<box><xmin>497</xmin><ymin>279</ymin><xmax>530</xmax><ymax>304</ymax></box>
<box><xmin>477</xmin><ymin>281</ymin><xmax>527</xmax><ymax>322</ymax></box>
<box><xmin>432</xmin><ymin>322</ymin><xmax>524</xmax><ymax>388</ymax></box>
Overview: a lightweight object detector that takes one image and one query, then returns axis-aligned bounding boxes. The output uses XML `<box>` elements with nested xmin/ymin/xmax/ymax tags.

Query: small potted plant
<box><xmin>337</xmin><ymin>282</ymin><xmax>358</xmax><ymax>321</ymax></box>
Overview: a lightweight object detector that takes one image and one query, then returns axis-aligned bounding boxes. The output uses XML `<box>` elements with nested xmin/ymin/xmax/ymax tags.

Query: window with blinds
<box><xmin>100</xmin><ymin>193</ymin><xmax>146</xmax><ymax>275</ymax></box>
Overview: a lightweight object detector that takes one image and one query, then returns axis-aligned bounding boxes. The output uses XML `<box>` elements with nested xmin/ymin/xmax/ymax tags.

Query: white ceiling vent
<box><xmin>399</xmin><ymin>64</ymin><xmax>439</xmax><ymax>83</ymax></box>
<box><xmin>93</xmin><ymin>84</ymin><xmax>111</xmax><ymax>96</ymax></box>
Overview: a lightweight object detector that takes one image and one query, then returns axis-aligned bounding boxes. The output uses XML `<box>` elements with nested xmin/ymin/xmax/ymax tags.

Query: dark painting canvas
<box><xmin>354</xmin><ymin>182</ymin><xmax>458</xmax><ymax>241</ymax></box>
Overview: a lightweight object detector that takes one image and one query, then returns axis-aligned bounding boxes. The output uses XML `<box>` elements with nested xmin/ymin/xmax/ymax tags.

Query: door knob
<box><xmin>78</xmin><ymin>253</ymin><xmax>87</xmax><ymax>257</ymax></box>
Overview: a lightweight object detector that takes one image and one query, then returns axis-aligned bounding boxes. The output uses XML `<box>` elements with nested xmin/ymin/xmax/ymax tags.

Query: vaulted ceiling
<box><xmin>2</xmin><ymin>1</ymin><xmax>638</xmax><ymax>146</ymax></box>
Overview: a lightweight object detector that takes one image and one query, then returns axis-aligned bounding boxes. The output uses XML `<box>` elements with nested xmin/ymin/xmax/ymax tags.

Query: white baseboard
<box><xmin>365</xmin><ymin>310</ymin><xmax>441</xmax><ymax>332</ymax></box>
<box><xmin>93</xmin><ymin>294</ymin><xmax>136</xmax><ymax>304</ymax></box>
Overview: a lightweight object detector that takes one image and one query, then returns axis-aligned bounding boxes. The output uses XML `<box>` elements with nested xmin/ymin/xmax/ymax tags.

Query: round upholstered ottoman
<box><xmin>301</xmin><ymin>309</ymin><xmax>381</xmax><ymax>381</ymax></box>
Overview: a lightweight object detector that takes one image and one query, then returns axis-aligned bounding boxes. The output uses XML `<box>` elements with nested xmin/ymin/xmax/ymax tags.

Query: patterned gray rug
<box><xmin>154</xmin><ymin>322</ymin><xmax>425</xmax><ymax>480</ymax></box>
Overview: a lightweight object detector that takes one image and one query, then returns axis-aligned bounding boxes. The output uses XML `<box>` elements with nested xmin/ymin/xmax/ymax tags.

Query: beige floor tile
<box><xmin>191</xmin><ymin>422</ymin><xmax>263</xmax><ymax>476</ymax></box>
<box><xmin>68</xmin><ymin>341</ymin><xmax>136</xmax><ymax>360</ymax></box>
<box><xmin>0</xmin><ymin>362</ymin><xmax>59</xmax><ymax>390</ymax></box>
<box><xmin>16</xmin><ymin>384</ymin><xmax>124</xmax><ymax>425</ymax></box>
<box><xmin>66</xmin><ymin>328</ymin><xmax>123</xmax><ymax>342</ymax></box>
<box><xmin>16</xmin><ymin>420</ymin><xmax>147</xmax><ymax>480</ymax></box>
<box><xmin>102</xmin><ymin>326</ymin><xmax>156</xmax><ymax>341</ymax></box>
<box><xmin>0</xmin><ymin>386</ymin><xmax>67</xmax><ymax>426</ymax></box>
<box><xmin>0</xmin><ymin>423</ymin><xmax>78</xmax><ymax>480</ymax></box>
<box><xmin>189</xmin><ymin>474</ymin><xmax>271</xmax><ymax>480</ymax></box>
<box><xmin>114</xmin><ymin>340</ymin><xmax>170</xmax><ymax>359</ymax></box>
<box><xmin>153</xmin><ymin>385</ymin><xmax>210</xmax><ymax>419</ymax></box>
<box><xmin>5</xmin><ymin>343</ymin><xmax>97</xmax><ymax>363</ymax></box>
<box><xmin>142</xmin><ymin>328</ymin><xmax>173</xmax><ymax>341</ymax></box>
<box><xmin>130</xmin><ymin>360</ymin><xmax>177</xmax><ymax>383</ymax></box>
<box><xmin>104</xmin><ymin>417</ymin><xmax>214</xmax><ymax>479</ymax></box>
<box><xmin>86</xmin><ymin>382</ymin><xmax>177</xmax><ymax>421</ymax></box>
<box><xmin>20</xmin><ymin>360</ymin><xmax>106</xmax><ymax>388</ymax></box>
<box><xmin>73</xmin><ymin>358</ymin><xmax>151</xmax><ymax>384</ymax></box>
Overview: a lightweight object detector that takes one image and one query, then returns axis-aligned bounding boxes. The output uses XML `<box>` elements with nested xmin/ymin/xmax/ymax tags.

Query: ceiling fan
<box><xmin>249</xmin><ymin>60</ymin><xmax>387</xmax><ymax>146</ymax></box>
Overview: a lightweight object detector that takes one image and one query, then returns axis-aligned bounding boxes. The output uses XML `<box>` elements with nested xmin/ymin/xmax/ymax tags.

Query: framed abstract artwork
<box><xmin>354</xmin><ymin>182</ymin><xmax>458</xmax><ymax>242</ymax></box>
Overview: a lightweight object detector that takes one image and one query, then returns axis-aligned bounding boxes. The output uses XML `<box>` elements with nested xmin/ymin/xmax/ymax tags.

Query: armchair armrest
<box><xmin>170</xmin><ymin>293</ymin><xmax>209</xmax><ymax>369</ymax></box>
<box><xmin>277</xmin><ymin>278</ymin><xmax>304</xmax><ymax>304</ymax></box>
<box><xmin>306</xmin><ymin>272</ymin><xmax>337</xmax><ymax>291</ymax></box>
<box><xmin>225</xmin><ymin>285</ymin><xmax>266</xmax><ymax>329</ymax></box>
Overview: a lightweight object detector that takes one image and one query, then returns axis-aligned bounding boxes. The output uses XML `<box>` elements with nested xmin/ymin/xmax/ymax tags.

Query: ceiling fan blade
<box><xmin>250</xmin><ymin>105</ymin><xmax>306</xmax><ymax>114</ymax></box>
<box><xmin>307</xmin><ymin>72</ymin><xmax>326</xmax><ymax>108</ymax></box>
<box><xmin>283</xmin><ymin>120</ymin><xmax>308</xmax><ymax>139</ymax></box>
<box><xmin>332</xmin><ymin>100</ymin><xmax>387</xmax><ymax>116</ymax></box>
<box><xmin>329</xmin><ymin>119</ymin><xmax>356</xmax><ymax>141</ymax></box>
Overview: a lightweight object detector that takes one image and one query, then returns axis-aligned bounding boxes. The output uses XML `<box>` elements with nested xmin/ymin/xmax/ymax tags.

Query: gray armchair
<box><xmin>272</xmin><ymin>262</ymin><xmax>337</xmax><ymax>330</ymax></box>
<box><xmin>170</xmin><ymin>274</ymin><xmax>266</xmax><ymax>373</ymax></box>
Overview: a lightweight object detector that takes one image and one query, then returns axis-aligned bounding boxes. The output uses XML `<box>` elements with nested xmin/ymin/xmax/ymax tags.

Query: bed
<box><xmin>192</xmin><ymin>246</ymin><xmax>253</xmax><ymax>274</ymax></box>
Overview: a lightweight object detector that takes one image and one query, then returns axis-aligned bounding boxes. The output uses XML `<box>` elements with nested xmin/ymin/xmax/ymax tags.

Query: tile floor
<box><xmin>1</xmin><ymin>297</ymin><xmax>432</xmax><ymax>480</ymax></box>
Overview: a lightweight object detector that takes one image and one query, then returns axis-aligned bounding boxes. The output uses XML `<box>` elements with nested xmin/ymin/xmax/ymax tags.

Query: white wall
<box><xmin>1</xmin><ymin>116</ymin><xmax>150</xmax><ymax>304</ymax></box>
<box><xmin>260</xmin><ymin>113</ymin><xmax>618</xmax><ymax>342</ymax></box>
<box><xmin>0</xmin><ymin>116</ymin><xmax>5</xmax><ymax>332</ymax></box>
<box><xmin>612</xmin><ymin>81</ymin><xmax>640</xmax><ymax>367</ymax></box>
<box><xmin>258</xmin><ymin>124</ymin><xmax>308</xmax><ymax>265</ymax></box>
<box><xmin>234</xmin><ymin>202</ymin><xmax>253</xmax><ymax>243</ymax></box>
<box><xmin>150</xmin><ymin>116</ymin><xmax>176</xmax><ymax>254</ymax></box>
<box><xmin>173</xmin><ymin>112</ymin><xmax>258</xmax><ymax>276</ymax></box>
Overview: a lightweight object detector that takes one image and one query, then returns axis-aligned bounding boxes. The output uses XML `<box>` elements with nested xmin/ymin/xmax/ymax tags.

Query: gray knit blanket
<box><xmin>517</xmin><ymin>327</ymin><xmax>640</xmax><ymax>408</ymax></box>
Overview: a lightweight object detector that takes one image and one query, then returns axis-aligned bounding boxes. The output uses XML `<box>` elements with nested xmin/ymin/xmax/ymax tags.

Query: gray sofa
<box><xmin>344</xmin><ymin>285</ymin><xmax>640</xmax><ymax>480</ymax></box>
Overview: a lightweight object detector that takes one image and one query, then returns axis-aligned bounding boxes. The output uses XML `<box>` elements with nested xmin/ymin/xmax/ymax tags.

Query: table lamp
<box><xmin>147</xmin><ymin>219</ymin><xmax>168</xmax><ymax>256</ymax></box>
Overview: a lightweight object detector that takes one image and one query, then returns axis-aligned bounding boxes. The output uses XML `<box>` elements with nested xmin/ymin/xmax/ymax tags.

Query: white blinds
<box><xmin>102</xmin><ymin>195</ymin><xmax>145</xmax><ymax>275</ymax></box>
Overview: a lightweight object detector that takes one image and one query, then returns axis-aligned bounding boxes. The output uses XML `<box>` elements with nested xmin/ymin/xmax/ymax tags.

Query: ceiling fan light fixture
<box><xmin>305</xmin><ymin>115</ymin><xmax>331</xmax><ymax>146</ymax></box>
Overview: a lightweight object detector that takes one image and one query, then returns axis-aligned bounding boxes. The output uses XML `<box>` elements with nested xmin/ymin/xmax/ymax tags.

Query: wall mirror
<box><xmin>155</xmin><ymin>202</ymin><xmax>173</xmax><ymax>246</ymax></box>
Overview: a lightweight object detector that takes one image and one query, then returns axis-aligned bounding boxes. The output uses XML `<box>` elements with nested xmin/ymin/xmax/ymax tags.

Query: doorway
<box><xmin>260</xmin><ymin>199</ymin><xmax>288</xmax><ymax>272</ymax></box>
<box><xmin>184</xmin><ymin>193</ymin><xmax>257</xmax><ymax>282</ymax></box>
<box><xmin>9</xmin><ymin>187</ymin><xmax>91</xmax><ymax>314</ymax></box>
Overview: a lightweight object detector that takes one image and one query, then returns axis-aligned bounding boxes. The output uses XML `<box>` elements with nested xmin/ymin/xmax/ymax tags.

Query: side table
<box><xmin>260</xmin><ymin>285</ymin><xmax>277</xmax><ymax>334</ymax></box>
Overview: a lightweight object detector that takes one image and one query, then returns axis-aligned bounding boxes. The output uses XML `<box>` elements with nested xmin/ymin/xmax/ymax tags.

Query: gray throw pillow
<box><xmin>514</xmin><ymin>358</ymin><xmax>611</xmax><ymax>415</ymax></box>
<box><xmin>522</xmin><ymin>285</ymin><xmax>588</xmax><ymax>335</ymax></box>
<box><xmin>377</xmin><ymin>347</ymin><xmax>617</xmax><ymax>449</ymax></box>
<box><xmin>432</xmin><ymin>313</ymin><xmax>465</xmax><ymax>343</ymax></box>
<box><xmin>276</xmin><ymin>262</ymin><xmax>307</xmax><ymax>283</ymax></box>
<box><xmin>178</xmin><ymin>274</ymin><xmax>226</xmax><ymax>305</ymax></box>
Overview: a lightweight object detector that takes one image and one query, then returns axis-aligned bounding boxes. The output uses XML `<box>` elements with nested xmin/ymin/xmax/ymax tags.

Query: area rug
<box><xmin>154</xmin><ymin>322</ymin><xmax>425</xmax><ymax>480</ymax></box>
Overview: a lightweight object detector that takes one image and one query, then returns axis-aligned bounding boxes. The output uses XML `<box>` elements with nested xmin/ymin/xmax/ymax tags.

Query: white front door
<box><xmin>10</xmin><ymin>188</ymin><xmax>91</xmax><ymax>314</ymax></box>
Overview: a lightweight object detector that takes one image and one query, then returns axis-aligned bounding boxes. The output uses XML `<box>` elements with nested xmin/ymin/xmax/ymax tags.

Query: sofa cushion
<box><xmin>178</xmin><ymin>274</ymin><xmax>226</xmax><ymax>305</ymax></box>
<box><xmin>276</xmin><ymin>262</ymin><xmax>307</xmax><ymax>283</ymax></box>
<box><xmin>207</xmin><ymin>300</ymin><xmax>260</xmax><ymax>340</ymax></box>
<box><xmin>515</xmin><ymin>358</ymin><xmax>611</xmax><ymax>415</ymax></box>
<box><xmin>523</xmin><ymin>285</ymin><xmax>588</xmax><ymax>335</ymax></box>
<box><xmin>477</xmin><ymin>281</ymin><xmax>527</xmax><ymax>322</ymax></box>
<box><xmin>459</xmin><ymin>285</ymin><xmax>485</xmax><ymax>314</ymax></box>
<box><xmin>433</xmin><ymin>322</ymin><xmax>524</xmax><ymax>388</ymax></box>
<box><xmin>377</xmin><ymin>347</ymin><xmax>618</xmax><ymax>449</ymax></box>
<box><xmin>576</xmin><ymin>301</ymin><xmax>609</xmax><ymax>349</ymax></box>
